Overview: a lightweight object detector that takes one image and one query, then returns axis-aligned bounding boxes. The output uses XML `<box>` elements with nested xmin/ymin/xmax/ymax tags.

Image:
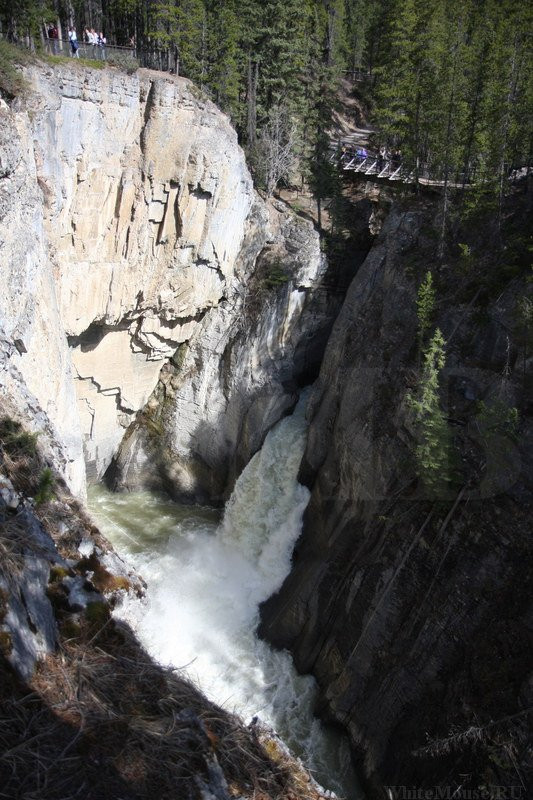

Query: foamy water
<box><xmin>89</xmin><ymin>399</ymin><xmax>361</xmax><ymax>797</ymax></box>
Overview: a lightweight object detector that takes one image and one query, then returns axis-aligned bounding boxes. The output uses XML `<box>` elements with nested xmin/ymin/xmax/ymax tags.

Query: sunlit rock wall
<box><xmin>1</xmin><ymin>63</ymin><xmax>253</xmax><ymax>488</ymax></box>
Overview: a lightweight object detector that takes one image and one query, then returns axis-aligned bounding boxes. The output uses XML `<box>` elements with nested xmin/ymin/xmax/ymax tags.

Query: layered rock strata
<box><xmin>1</xmin><ymin>63</ymin><xmax>254</xmax><ymax>492</ymax></box>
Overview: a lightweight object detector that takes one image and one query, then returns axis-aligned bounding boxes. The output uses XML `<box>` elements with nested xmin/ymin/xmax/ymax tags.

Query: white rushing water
<box><xmin>89</xmin><ymin>397</ymin><xmax>360</xmax><ymax>797</ymax></box>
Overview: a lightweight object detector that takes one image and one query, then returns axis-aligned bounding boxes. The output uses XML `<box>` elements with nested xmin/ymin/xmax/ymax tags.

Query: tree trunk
<box><xmin>438</xmin><ymin>30</ymin><xmax>462</xmax><ymax>260</ymax></box>
<box><xmin>247</xmin><ymin>57</ymin><xmax>257</xmax><ymax>145</ymax></box>
<box><xmin>497</xmin><ymin>36</ymin><xmax>521</xmax><ymax>233</ymax></box>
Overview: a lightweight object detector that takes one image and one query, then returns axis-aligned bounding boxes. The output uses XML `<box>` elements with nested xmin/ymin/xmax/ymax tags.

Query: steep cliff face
<box><xmin>0</xmin><ymin>59</ymin><xmax>353</xmax><ymax>800</ymax></box>
<box><xmin>108</xmin><ymin>196</ymin><xmax>354</xmax><ymax>503</ymax></box>
<box><xmin>1</xmin><ymin>62</ymin><xmax>257</xmax><ymax>492</ymax></box>
<box><xmin>0</xmin><ymin>102</ymin><xmax>84</xmax><ymax>494</ymax></box>
<box><xmin>260</xmin><ymin>201</ymin><xmax>532</xmax><ymax>794</ymax></box>
<box><xmin>1</xmin><ymin>61</ymin><xmax>349</xmax><ymax>503</ymax></box>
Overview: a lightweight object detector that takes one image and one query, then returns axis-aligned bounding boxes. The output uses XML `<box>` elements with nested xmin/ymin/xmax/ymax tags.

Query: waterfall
<box><xmin>89</xmin><ymin>396</ymin><xmax>359</xmax><ymax>797</ymax></box>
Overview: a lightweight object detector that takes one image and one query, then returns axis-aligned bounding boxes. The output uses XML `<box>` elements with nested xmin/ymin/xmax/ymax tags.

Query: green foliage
<box><xmin>370</xmin><ymin>0</ymin><xmax>532</xmax><ymax>212</ymax></box>
<box><xmin>0</xmin><ymin>418</ymin><xmax>39</xmax><ymax>458</ymax></box>
<box><xmin>85</xmin><ymin>600</ymin><xmax>110</xmax><ymax>628</ymax></box>
<box><xmin>457</xmin><ymin>242</ymin><xmax>470</xmax><ymax>260</ymax></box>
<box><xmin>0</xmin><ymin>0</ymin><xmax>53</xmax><ymax>42</ymax></box>
<box><xmin>3</xmin><ymin>0</ymin><xmax>530</xmax><ymax>215</ymax></box>
<box><xmin>49</xmin><ymin>564</ymin><xmax>70</xmax><ymax>582</ymax></box>
<box><xmin>416</xmin><ymin>271</ymin><xmax>436</xmax><ymax>348</ymax></box>
<box><xmin>407</xmin><ymin>328</ymin><xmax>451</xmax><ymax>497</ymax></box>
<box><xmin>150</xmin><ymin>0</ymin><xmax>205</xmax><ymax>81</ymax></box>
<box><xmin>0</xmin><ymin>40</ymin><xmax>28</xmax><ymax>97</ymax></box>
<box><xmin>456</xmin><ymin>242</ymin><xmax>474</xmax><ymax>274</ymax></box>
<box><xmin>262</xmin><ymin>259</ymin><xmax>289</xmax><ymax>289</ymax></box>
<box><xmin>34</xmin><ymin>467</ymin><xmax>56</xmax><ymax>506</ymax></box>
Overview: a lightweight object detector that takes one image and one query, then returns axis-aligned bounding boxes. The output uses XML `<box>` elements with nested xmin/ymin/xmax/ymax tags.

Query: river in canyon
<box><xmin>88</xmin><ymin>397</ymin><xmax>361</xmax><ymax>798</ymax></box>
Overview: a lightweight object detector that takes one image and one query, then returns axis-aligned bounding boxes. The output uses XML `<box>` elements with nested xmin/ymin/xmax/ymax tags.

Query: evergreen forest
<box><xmin>1</xmin><ymin>0</ymin><xmax>532</xmax><ymax>211</ymax></box>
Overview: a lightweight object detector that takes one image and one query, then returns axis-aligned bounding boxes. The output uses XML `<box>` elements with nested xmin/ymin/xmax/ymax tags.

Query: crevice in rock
<box><xmin>75</xmin><ymin>373</ymin><xmax>135</xmax><ymax>415</ymax></box>
<box><xmin>139</xmin><ymin>79</ymin><xmax>156</xmax><ymax>156</ymax></box>
<box><xmin>67</xmin><ymin>320</ymin><xmax>131</xmax><ymax>352</ymax></box>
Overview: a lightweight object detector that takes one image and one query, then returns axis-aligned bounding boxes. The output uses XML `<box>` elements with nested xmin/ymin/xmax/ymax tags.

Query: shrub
<box><xmin>34</xmin><ymin>467</ymin><xmax>56</xmax><ymax>506</ymax></box>
<box><xmin>476</xmin><ymin>400</ymin><xmax>519</xmax><ymax>443</ymax></box>
<box><xmin>0</xmin><ymin>418</ymin><xmax>38</xmax><ymax>458</ymax></box>
<box><xmin>262</xmin><ymin>259</ymin><xmax>289</xmax><ymax>289</ymax></box>
<box><xmin>0</xmin><ymin>41</ymin><xmax>28</xmax><ymax>98</ymax></box>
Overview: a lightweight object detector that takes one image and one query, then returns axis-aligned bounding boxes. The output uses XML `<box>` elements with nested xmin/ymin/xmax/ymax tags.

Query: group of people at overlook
<box><xmin>46</xmin><ymin>23</ymin><xmax>107</xmax><ymax>58</ymax></box>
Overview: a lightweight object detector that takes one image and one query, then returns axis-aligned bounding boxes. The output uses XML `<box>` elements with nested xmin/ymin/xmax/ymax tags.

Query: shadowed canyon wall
<box><xmin>260</xmin><ymin>204</ymin><xmax>532</xmax><ymax>794</ymax></box>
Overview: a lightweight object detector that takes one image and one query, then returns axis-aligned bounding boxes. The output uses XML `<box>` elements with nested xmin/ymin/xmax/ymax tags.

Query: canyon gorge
<box><xmin>0</xmin><ymin>57</ymin><xmax>531</xmax><ymax>800</ymax></box>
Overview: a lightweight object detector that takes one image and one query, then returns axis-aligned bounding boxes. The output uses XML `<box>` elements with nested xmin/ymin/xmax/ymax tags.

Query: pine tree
<box><xmin>408</xmin><ymin>328</ymin><xmax>451</xmax><ymax>499</ymax></box>
<box><xmin>373</xmin><ymin>0</ymin><xmax>418</xmax><ymax>158</ymax></box>
<box><xmin>149</xmin><ymin>0</ymin><xmax>204</xmax><ymax>78</ymax></box>
<box><xmin>204</xmin><ymin>0</ymin><xmax>240</xmax><ymax>114</ymax></box>
<box><xmin>416</xmin><ymin>270</ymin><xmax>436</xmax><ymax>349</ymax></box>
<box><xmin>344</xmin><ymin>0</ymin><xmax>380</xmax><ymax>74</ymax></box>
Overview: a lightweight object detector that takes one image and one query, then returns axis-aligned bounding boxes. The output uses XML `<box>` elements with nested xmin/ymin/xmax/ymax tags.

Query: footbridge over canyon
<box><xmin>332</xmin><ymin>128</ymin><xmax>529</xmax><ymax>191</ymax></box>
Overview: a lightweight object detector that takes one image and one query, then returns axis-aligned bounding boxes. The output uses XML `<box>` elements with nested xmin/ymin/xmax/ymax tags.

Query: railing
<box><xmin>42</xmin><ymin>36</ymin><xmax>189</xmax><ymax>74</ymax></box>
<box><xmin>339</xmin><ymin>152</ymin><xmax>474</xmax><ymax>188</ymax></box>
<box><xmin>337</xmin><ymin>152</ymin><xmax>529</xmax><ymax>189</ymax></box>
<box><xmin>43</xmin><ymin>36</ymin><xmax>138</xmax><ymax>70</ymax></box>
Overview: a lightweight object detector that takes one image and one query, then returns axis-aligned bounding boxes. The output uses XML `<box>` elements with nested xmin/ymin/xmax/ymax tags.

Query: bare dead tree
<box><xmin>256</xmin><ymin>105</ymin><xmax>298</xmax><ymax>197</ymax></box>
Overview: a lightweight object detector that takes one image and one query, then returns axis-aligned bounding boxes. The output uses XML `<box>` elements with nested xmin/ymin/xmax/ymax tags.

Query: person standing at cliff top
<box><xmin>98</xmin><ymin>32</ymin><xmax>107</xmax><ymax>59</ymax></box>
<box><xmin>68</xmin><ymin>27</ymin><xmax>79</xmax><ymax>58</ymax></box>
<box><xmin>85</xmin><ymin>28</ymin><xmax>98</xmax><ymax>55</ymax></box>
<box><xmin>47</xmin><ymin>23</ymin><xmax>59</xmax><ymax>55</ymax></box>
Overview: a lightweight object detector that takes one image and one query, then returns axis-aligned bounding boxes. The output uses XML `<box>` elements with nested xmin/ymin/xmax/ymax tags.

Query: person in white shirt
<box><xmin>68</xmin><ymin>27</ymin><xmax>79</xmax><ymax>58</ymax></box>
<box><xmin>85</xmin><ymin>28</ymin><xmax>97</xmax><ymax>54</ymax></box>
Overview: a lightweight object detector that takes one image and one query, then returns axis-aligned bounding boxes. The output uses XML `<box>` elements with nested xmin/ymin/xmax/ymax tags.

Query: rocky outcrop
<box><xmin>107</xmin><ymin>195</ymin><xmax>359</xmax><ymax>503</ymax></box>
<box><xmin>260</xmin><ymin>203</ymin><xmax>532</xmax><ymax>794</ymax></box>
<box><xmin>2</xmin><ymin>60</ymin><xmax>359</xmax><ymax>502</ymax></box>
<box><xmin>1</xmin><ymin>62</ymin><xmax>254</xmax><ymax>492</ymax></box>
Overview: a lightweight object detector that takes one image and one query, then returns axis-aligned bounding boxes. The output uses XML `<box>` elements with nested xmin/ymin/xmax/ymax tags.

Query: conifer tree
<box><xmin>204</xmin><ymin>0</ymin><xmax>240</xmax><ymax>114</ymax></box>
<box><xmin>149</xmin><ymin>0</ymin><xmax>204</xmax><ymax>78</ymax></box>
<box><xmin>408</xmin><ymin>328</ymin><xmax>451</xmax><ymax>498</ymax></box>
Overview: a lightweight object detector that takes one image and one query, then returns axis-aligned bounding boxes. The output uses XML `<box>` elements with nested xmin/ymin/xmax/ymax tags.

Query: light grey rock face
<box><xmin>1</xmin><ymin>63</ymin><xmax>254</xmax><ymax>490</ymax></box>
<box><xmin>0</xmin><ymin>104</ymin><xmax>85</xmax><ymax>495</ymax></box>
<box><xmin>108</xmin><ymin>197</ymin><xmax>343</xmax><ymax>504</ymax></box>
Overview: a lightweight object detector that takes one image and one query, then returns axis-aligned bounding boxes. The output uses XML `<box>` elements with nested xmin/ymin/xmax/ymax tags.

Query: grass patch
<box><xmin>0</xmin><ymin>418</ymin><xmax>38</xmax><ymax>459</ymax></box>
<box><xmin>0</xmin><ymin>614</ymin><xmax>326</xmax><ymax>800</ymax></box>
<box><xmin>0</xmin><ymin>40</ymin><xmax>29</xmax><ymax>98</ymax></box>
<box><xmin>41</xmin><ymin>52</ymin><xmax>106</xmax><ymax>70</ymax></box>
<box><xmin>0</xmin><ymin>40</ymin><xmax>138</xmax><ymax>101</ymax></box>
